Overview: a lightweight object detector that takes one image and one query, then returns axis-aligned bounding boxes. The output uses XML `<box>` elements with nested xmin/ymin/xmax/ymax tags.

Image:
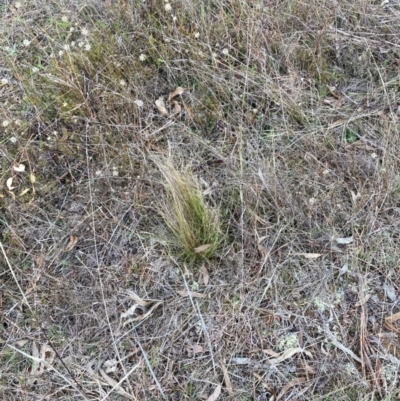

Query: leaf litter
<box><xmin>13</xmin><ymin>163</ymin><xmax>26</xmax><ymax>172</ymax></box>
<box><xmin>335</xmin><ymin>236</ymin><xmax>354</xmax><ymax>245</ymax></box>
<box><xmin>156</xmin><ymin>87</ymin><xmax>185</xmax><ymax>116</ymax></box>
<box><xmin>167</xmin><ymin>86</ymin><xmax>185</xmax><ymax>101</ymax></box>
<box><xmin>6</xmin><ymin>177</ymin><xmax>15</xmax><ymax>190</ymax></box>
<box><xmin>206</xmin><ymin>384</ymin><xmax>221</xmax><ymax>401</ymax></box>
<box><xmin>176</xmin><ymin>290</ymin><xmax>207</xmax><ymax>298</ymax></box>
<box><xmin>200</xmin><ymin>264</ymin><xmax>209</xmax><ymax>285</ymax></box>
<box><xmin>155</xmin><ymin>97</ymin><xmax>168</xmax><ymax>115</ymax></box>
<box><xmin>64</xmin><ymin>235</ymin><xmax>78</xmax><ymax>252</ymax></box>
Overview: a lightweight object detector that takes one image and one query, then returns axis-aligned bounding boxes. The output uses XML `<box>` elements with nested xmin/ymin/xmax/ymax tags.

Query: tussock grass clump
<box><xmin>155</xmin><ymin>159</ymin><xmax>221</xmax><ymax>259</ymax></box>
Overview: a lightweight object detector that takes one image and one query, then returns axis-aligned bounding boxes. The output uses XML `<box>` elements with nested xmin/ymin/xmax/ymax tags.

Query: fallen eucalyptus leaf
<box><xmin>186</xmin><ymin>344</ymin><xmax>204</xmax><ymax>354</ymax></box>
<box><xmin>384</xmin><ymin>282</ymin><xmax>397</xmax><ymax>302</ymax></box>
<box><xmin>324</xmin><ymin>324</ymin><xmax>362</xmax><ymax>362</ymax></box>
<box><xmin>384</xmin><ymin>311</ymin><xmax>400</xmax><ymax>334</ymax></box>
<box><xmin>183</xmin><ymin>103</ymin><xmax>194</xmax><ymax>119</ymax></box>
<box><xmin>64</xmin><ymin>235</ymin><xmax>78</xmax><ymax>252</ymax></box>
<box><xmin>177</xmin><ymin>290</ymin><xmax>206</xmax><ymax>299</ymax></box>
<box><xmin>40</xmin><ymin>344</ymin><xmax>55</xmax><ymax>372</ymax></box>
<box><xmin>30</xmin><ymin>342</ymin><xmax>40</xmax><ymax>376</ymax></box>
<box><xmin>220</xmin><ymin>362</ymin><xmax>234</xmax><ymax>397</ymax></box>
<box><xmin>103</xmin><ymin>359</ymin><xmax>118</xmax><ymax>373</ymax></box>
<box><xmin>99</xmin><ymin>369</ymin><xmax>135</xmax><ymax>399</ymax></box>
<box><xmin>266</xmin><ymin>347</ymin><xmax>312</xmax><ymax>365</ymax></box>
<box><xmin>206</xmin><ymin>384</ymin><xmax>221</xmax><ymax>401</ymax></box>
<box><xmin>6</xmin><ymin>177</ymin><xmax>15</xmax><ymax>190</ymax></box>
<box><xmin>126</xmin><ymin>289</ymin><xmax>151</xmax><ymax>307</ymax></box>
<box><xmin>155</xmin><ymin>97</ymin><xmax>168</xmax><ymax>115</ymax></box>
<box><xmin>276</xmin><ymin>377</ymin><xmax>306</xmax><ymax>400</ymax></box>
<box><xmin>297</xmin><ymin>253</ymin><xmax>322</xmax><ymax>259</ymax></box>
<box><xmin>232</xmin><ymin>357</ymin><xmax>251</xmax><ymax>365</ymax></box>
<box><xmin>351</xmin><ymin>190</ymin><xmax>361</xmax><ymax>203</ymax></box>
<box><xmin>121</xmin><ymin>304</ymin><xmax>139</xmax><ymax>319</ymax></box>
<box><xmin>355</xmin><ymin>294</ymin><xmax>371</xmax><ymax>307</ymax></box>
<box><xmin>13</xmin><ymin>163</ymin><xmax>26</xmax><ymax>172</ymax></box>
<box><xmin>172</xmin><ymin>100</ymin><xmax>181</xmax><ymax>115</ymax></box>
<box><xmin>200</xmin><ymin>264</ymin><xmax>209</xmax><ymax>285</ymax></box>
<box><xmin>168</xmin><ymin>86</ymin><xmax>184</xmax><ymax>101</ymax></box>
<box><xmin>123</xmin><ymin>302</ymin><xmax>163</xmax><ymax>325</ymax></box>
<box><xmin>335</xmin><ymin>236</ymin><xmax>353</xmax><ymax>245</ymax></box>
<box><xmin>338</xmin><ymin>263</ymin><xmax>348</xmax><ymax>277</ymax></box>
<box><xmin>194</xmin><ymin>244</ymin><xmax>212</xmax><ymax>253</ymax></box>
<box><xmin>262</xmin><ymin>349</ymin><xmax>280</xmax><ymax>357</ymax></box>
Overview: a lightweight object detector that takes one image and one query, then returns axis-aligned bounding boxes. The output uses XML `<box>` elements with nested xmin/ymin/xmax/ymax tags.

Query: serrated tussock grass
<box><xmin>155</xmin><ymin>159</ymin><xmax>221</xmax><ymax>260</ymax></box>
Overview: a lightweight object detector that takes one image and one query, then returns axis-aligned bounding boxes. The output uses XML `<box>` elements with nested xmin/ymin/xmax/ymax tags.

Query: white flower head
<box><xmin>15</xmin><ymin>2</ymin><xmax>21</xmax><ymax>8</ymax></box>
<box><xmin>58</xmin><ymin>50</ymin><xmax>64</xmax><ymax>57</ymax></box>
<box><xmin>61</xmin><ymin>16</ymin><xmax>68</xmax><ymax>22</ymax></box>
<box><xmin>139</xmin><ymin>53</ymin><xmax>147</xmax><ymax>61</ymax></box>
<box><xmin>78</xmin><ymin>42</ymin><xmax>84</xmax><ymax>48</ymax></box>
<box><xmin>119</xmin><ymin>79</ymin><xmax>126</xmax><ymax>86</ymax></box>
<box><xmin>10</xmin><ymin>136</ymin><xmax>18</xmax><ymax>143</ymax></box>
<box><xmin>23</xmin><ymin>39</ymin><xmax>31</xmax><ymax>47</ymax></box>
<box><xmin>84</xmin><ymin>43</ymin><xmax>91</xmax><ymax>51</ymax></box>
<box><xmin>134</xmin><ymin>99</ymin><xmax>144</xmax><ymax>107</ymax></box>
<box><xmin>222</xmin><ymin>48</ymin><xmax>229</xmax><ymax>55</ymax></box>
<box><xmin>63</xmin><ymin>44</ymin><xmax>70</xmax><ymax>51</ymax></box>
<box><xmin>81</xmin><ymin>28</ymin><xmax>89</xmax><ymax>36</ymax></box>
<box><xmin>172</xmin><ymin>15</ymin><xmax>177</xmax><ymax>21</ymax></box>
<box><xmin>165</xmin><ymin>3</ymin><xmax>172</xmax><ymax>12</ymax></box>
<box><xmin>2</xmin><ymin>120</ymin><xmax>10</xmax><ymax>127</ymax></box>
<box><xmin>194</xmin><ymin>32</ymin><xmax>200</xmax><ymax>38</ymax></box>
<box><xmin>1</xmin><ymin>78</ymin><xmax>9</xmax><ymax>85</ymax></box>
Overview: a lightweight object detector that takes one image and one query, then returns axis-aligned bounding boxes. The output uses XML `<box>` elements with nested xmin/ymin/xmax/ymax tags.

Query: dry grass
<box><xmin>1</xmin><ymin>0</ymin><xmax>400</xmax><ymax>400</ymax></box>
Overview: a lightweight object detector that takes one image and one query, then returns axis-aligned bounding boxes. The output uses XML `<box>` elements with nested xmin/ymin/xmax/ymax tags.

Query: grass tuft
<box><xmin>155</xmin><ymin>159</ymin><xmax>221</xmax><ymax>260</ymax></box>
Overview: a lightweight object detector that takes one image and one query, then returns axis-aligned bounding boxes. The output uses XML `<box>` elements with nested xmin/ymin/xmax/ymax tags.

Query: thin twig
<box><xmin>324</xmin><ymin>324</ymin><xmax>362</xmax><ymax>363</ymax></box>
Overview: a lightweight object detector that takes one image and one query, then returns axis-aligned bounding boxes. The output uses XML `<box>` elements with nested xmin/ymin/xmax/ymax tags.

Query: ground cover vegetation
<box><xmin>1</xmin><ymin>0</ymin><xmax>400</xmax><ymax>399</ymax></box>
